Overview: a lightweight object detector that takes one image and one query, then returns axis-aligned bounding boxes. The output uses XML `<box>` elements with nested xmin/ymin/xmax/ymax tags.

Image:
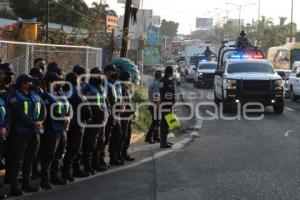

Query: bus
<box><xmin>267</xmin><ymin>43</ymin><xmax>300</xmax><ymax>70</ymax></box>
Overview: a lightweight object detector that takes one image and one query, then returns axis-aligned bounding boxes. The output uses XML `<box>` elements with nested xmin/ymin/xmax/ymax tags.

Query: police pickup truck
<box><xmin>214</xmin><ymin>50</ymin><xmax>284</xmax><ymax>114</ymax></box>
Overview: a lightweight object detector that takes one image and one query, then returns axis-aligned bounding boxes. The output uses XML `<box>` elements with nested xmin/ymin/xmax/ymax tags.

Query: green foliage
<box><xmin>0</xmin><ymin>9</ymin><xmax>17</xmax><ymax>19</ymax></box>
<box><xmin>10</xmin><ymin>0</ymin><xmax>89</xmax><ymax>26</ymax></box>
<box><xmin>160</xmin><ymin>19</ymin><xmax>179</xmax><ymax>38</ymax></box>
<box><xmin>207</xmin><ymin>16</ymin><xmax>297</xmax><ymax>51</ymax></box>
<box><xmin>132</xmin><ymin>86</ymin><xmax>152</xmax><ymax>132</ymax></box>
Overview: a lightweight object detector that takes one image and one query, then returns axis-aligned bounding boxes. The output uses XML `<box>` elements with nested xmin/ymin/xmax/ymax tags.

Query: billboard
<box><xmin>196</xmin><ymin>18</ymin><xmax>213</xmax><ymax>30</ymax></box>
<box><xmin>117</xmin><ymin>0</ymin><xmax>140</xmax><ymax>9</ymax></box>
<box><xmin>144</xmin><ymin>26</ymin><xmax>161</xmax><ymax>64</ymax></box>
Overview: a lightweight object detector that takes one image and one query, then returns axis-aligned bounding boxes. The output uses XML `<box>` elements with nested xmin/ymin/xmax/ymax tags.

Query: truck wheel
<box><xmin>273</xmin><ymin>103</ymin><xmax>284</xmax><ymax>114</ymax></box>
<box><xmin>291</xmin><ymin>87</ymin><xmax>298</xmax><ymax>101</ymax></box>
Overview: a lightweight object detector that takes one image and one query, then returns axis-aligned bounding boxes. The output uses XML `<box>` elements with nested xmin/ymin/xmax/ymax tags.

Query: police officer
<box><xmin>40</xmin><ymin>72</ymin><xmax>71</xmax><ymax>189</ymax></box>
<box><xmin>159</xmin><ymin>66</ymin><xmax>176</xmax><ymax>149</ymax></box>
<box><xmin>82</xmin><ymin>68</ymin><xmax>108</xmax><ymax>175</ymax></box>
<box><xmin>61</xmin><ymin>72</ymin><xmax>92</xmax><ymax>181</ymax></box>
<box><xmin>204</xmin><ymin>46</ymin><xmax>217</xmax><ymax>59</ymax></box>
<box><xmin>104</xmin><ymin>64</ymin><xmax>124</xmax><ymax>166</ymax></box>
<box><xmin>7</xmin><ymin>74</ymin><xmax>46</xmax><ymax>196</ymax></box>
<box><xmin>0</xmin><ymin>63</ymin><xmax>14</xmax><ymax>199</ymax></box>
<box><xmin>29</xmin><ymin>67</ymin><xmax>45</xmax><ymax>180</ymax></box>
<box><xmin>235</xmin><ymin>31</ymin><xmax>253</xmax><ymax>49</ymax></box>
<box><xmin>119</xmin><ymin>71</ymin><xmax>135</xmax><ymax>162</ymax></box>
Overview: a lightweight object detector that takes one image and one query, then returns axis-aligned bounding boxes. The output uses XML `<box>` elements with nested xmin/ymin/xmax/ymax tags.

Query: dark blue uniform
<box><xmin>82</xmin><ymin>83</ymin><xmax>108</xmax><ymax>173</ymax></box>
<box><xmin>40</xmin><ymin>90</ymin><xmax>70</xmax><ymax>187</ymax></box>
<box><xmin>107</xmin><ymin>80</ymin><xmax>124</xmax><ymax>165</ymax></box>
<box><xmin>62</xmin><ymin>85</ymin><xmax>92</xmax><ymax>180</ymax></box>
<box><xmin>159</xmin><ymin>76</ymin><xmax>176</xmax><ymax>147</ymax></box>
<box><xmin>7</xmin><ymin>89</ymin><xmax>46</xmax><ymax>193</ymax></box>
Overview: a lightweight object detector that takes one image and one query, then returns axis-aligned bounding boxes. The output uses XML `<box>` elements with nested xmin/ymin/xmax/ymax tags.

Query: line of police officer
<box><xmin>0</xmin><ymin>62</ymin><xmax>136</xmax><ymax>198</ymax></box>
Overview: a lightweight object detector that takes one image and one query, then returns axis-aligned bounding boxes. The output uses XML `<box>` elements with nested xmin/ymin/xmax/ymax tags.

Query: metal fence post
<box><xmin>85</xmin><ymin>48</ymin><xmax>89</xmax><ymax>70</ymax></box>
<box><xmin>25</xmin><ymin>44</ymin><xmax>30</xmax><ymax>73</ymax></box>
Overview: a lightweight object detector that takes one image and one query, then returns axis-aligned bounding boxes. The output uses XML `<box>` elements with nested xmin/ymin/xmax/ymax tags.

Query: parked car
<box><xmin>194</xmin><ymin>62</ymin><xmax>217</xmax><ymax>88</ymax></box>
<box><xmin>276</xmin><ymin>70</ymin><xmax>292</xmax><ymax>98</ymax></box>
<box><xmin>289</xmin><ymin>62</ymin><xmax>300</xmax><ymax>101</ymax></box>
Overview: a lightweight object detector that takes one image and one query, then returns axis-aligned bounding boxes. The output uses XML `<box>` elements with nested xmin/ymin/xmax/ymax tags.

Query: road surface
<box><xmin>19</xmin><ymin>82</ymin><xmax>300</xmax><ymax>200</ymax></box>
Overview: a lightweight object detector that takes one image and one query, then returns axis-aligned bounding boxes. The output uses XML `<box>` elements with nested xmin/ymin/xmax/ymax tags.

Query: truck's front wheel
<box><xmin>273</xmin><ymin>103</ymin><xmax>284</xmax><ymax>114</ymax></box>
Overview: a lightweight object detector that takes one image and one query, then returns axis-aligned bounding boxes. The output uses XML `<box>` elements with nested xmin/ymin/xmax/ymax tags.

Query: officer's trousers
<box><xmin>120</xmin><ymin>120</ymin><xmax>132</xmax><ymax>157</ymax></box>
<box><xmin>160</xmin><ymin>113</ymin><xmax>170</xmax><ymax>146</ymax></box>
<box><xmin>40</xmin><ymin>131</ymin><xmax>66</xmax><ymax>182</ymax></box>
<box><xmin>10</xmin><ymin>132</ymin><xmax>39</xmax><ymax>187</ymax></box>
<box><xmin>82</xmin><ymin>127</ymin><xmax>100</xmax><ymax>172</ymax></box>
<box><xmin>92</xmin><ymin>127</ymin><xmax>105</xmax><ymax>167</ymax></box>
<box><xmin>109</xmin><ymin>120</ymin><xmax>122</xmax><ymax>160</ymax></box>
<box><xmin>62</xmin><ymin>127</ymin><xmax>85</xmax><ymax>177</ymax></box>
<box><xmin>145</xmin><ymin>106</ymin><xmax>160</xmax><ymax>141</ymax></box>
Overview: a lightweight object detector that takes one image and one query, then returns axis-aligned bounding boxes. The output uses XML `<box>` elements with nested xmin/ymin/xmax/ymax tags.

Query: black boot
<box><xmin>10</xmin><ymin>184</ymin><xmax>23</xmax><ymax>197</ymax></box>
<box><xmin>50</xmin><ymin>176</ymin><xmax>67</xmax><ymax>186</ymax></box>
<box><xmin>22</xmin><ymin>184</ymin><xmax>40</xmax><ymax>193</ymax></box>
<box><xmin>40</xmin><ymin>173</ymin><xmax>53</xmax><ymax>190</ymax></box>
<box><xmin>61</xmin><ymin>173</ymin><xmax>75</xmax><ymax>183</ymax></box>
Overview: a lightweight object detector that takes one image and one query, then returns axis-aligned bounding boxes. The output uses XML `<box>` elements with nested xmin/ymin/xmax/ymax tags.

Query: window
<box><xmin>227</xmin><ymin>62</ymin><xmax>274</xmax><ymax>74</ymax></box>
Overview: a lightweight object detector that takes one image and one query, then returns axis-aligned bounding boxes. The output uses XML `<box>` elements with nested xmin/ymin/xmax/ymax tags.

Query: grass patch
<box><xmin>132</xmin><ymin>85</ymin><xmax>152</xmax><ymax>133</ymax></box>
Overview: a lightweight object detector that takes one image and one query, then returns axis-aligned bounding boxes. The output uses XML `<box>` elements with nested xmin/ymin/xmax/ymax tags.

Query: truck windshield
<box><xmin>228</xmin><ymin>63</ymin><xmax>274</xmax><ymax>74</ymax></box>
<box><xmin>199</xmin><ymin>64</ymin><xmax>217</xmax><ymax>70</ymax></box>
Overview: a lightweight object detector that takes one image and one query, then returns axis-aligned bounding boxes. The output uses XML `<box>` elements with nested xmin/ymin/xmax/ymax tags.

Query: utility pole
<box><xmin>120</xmin><ymin>0</ymin><xmax>132</xmax><ymax>57</ymax></box>
<box><xmin>46</xmin><ymin>0</ymin><xmax>49</xmax><ymax>43</ymax></box>
<box><xmin>257</xmin><ymin>0</ymin><xmax>261</xmax><ymax>40</ymax></box>
<box><xmin>290</xmin><ymin>0</ymin><xmax>294</xmax><ymax>43</ymax></box>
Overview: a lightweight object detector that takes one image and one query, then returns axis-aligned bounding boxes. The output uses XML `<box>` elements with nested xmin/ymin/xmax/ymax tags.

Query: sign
<box><xmin>196</xmin><ymin>18</ymin><xmax>213</xmax><ymax>29</ymax></box>
<box><xmin>144</xmin><ymin>26</ymin><xmax>160</xmax><ymax>64</ymax></box>
<box><xmin>117</xmin><ymin>0</ymin><xmax>140</xmax><ymax>9</ymax></box>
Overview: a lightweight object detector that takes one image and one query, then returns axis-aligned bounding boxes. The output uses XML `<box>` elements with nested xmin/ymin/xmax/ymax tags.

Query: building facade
<box><xmin>106</xmin><ymin>10</ymin><xmax>118</xmax><ymax>33</ymax></box>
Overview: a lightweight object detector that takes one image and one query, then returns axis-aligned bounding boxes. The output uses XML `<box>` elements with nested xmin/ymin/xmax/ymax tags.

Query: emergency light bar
<box><xmin>229</xmin><ymin>54</ymin><xmax>264</xmax><ymax>59</ymax></box>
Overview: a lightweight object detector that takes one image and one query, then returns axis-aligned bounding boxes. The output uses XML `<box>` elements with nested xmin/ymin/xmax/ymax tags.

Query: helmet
<box><xmin>73</xmin><ymin>65</ymin><xmax>86</xmax><ymax>76</ymax></box>
<box><xmin>15</xmin><ymin>74</ymin><xmax>33</xmax><ymax>89</ymax></box>
<box><xmin>240</xmin><ymin>31</ymin><xmax>246</xmax><ymax>36</ymax></box>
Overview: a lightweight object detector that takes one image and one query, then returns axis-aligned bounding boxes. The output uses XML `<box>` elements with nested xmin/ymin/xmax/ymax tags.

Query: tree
<box><xmin>160</xmin><ymin>19</ymin><xmax>179</xmax><ymax>38</ymax></box>
<box><xmin>10</xmin><ymin>0</ymin><xmax>89</xmax><ymax>26</ymax></box>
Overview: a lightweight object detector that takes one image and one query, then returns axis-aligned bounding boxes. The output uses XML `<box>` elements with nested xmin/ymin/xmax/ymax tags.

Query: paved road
<box><xmin>20</xmin><ymin>82</ymin><xmax>300</xmax><ymax>200</ymax></box>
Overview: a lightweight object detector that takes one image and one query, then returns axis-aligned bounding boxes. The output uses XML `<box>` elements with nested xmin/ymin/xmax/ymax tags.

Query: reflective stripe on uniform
<box><xmin>97</xmin><ymin>93</ymin><xmax>101</xmax><ymax>107</ymax></box>
<box><xmin>24</xmin><ymin>101</ymin><xmax>29</xmax><ymax>115</ymax></box>
<box><xmin>58</xmin><ymin>102</ymin><xmax>62</xmax><ymax>114</ymax></box>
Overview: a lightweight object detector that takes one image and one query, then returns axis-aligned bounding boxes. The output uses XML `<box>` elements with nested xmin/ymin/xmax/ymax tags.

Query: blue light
<box><xmin>230</xmin><ymin>55</ymin><xmax>242</xmax><ymax>59</ymax></box>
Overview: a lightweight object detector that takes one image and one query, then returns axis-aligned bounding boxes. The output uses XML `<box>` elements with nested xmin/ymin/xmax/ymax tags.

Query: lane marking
<box><xmin>285</xmin><ymin>107</ymin><xmax>296</xmax><ymax>112</ymax></box>
<box><xmin>11</xmin><ymin>136</ymin><xmax>194</xmax><ymax>200</ymax></box>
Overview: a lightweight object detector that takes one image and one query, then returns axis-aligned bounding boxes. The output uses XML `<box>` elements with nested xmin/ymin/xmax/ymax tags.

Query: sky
<box><xmin>85</xmin><ymin>0</ymin><xmax>299</xmax><ymax>34</ymax></box>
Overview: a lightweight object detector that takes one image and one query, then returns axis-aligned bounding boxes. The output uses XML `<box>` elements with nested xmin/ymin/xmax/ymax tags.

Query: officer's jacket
<box><xmin>107</xmin><ymin>79</ymin><xmax>123</xmax><ymax>108</ymax></box>
<box><xmin>121</xmin><ymin>84</ymin><xmax>135</xmax><ymax>118</ymax></box>
<box><xmin>235</xmin><ymin>37</ymin><xmax>252</xmax><ymax>49</ymax></box>
<box><xmin>68</xmin><ymin>86</ymin><xmax>92</xmax><ymax>130</ymax></box>
<box><xmin>42</xmin><ymin>90</ymin><xmax>71</xmax><ymax>133</ymax></box>
<box><xmin>7</xmin><ymin>90</ymin><xmax>46</xmax><ymax>135</ymax></box>
<box><xmin>83</xmin><ymin>83</ymin><xmax>108</xmax><ymax>124</ymax></box>
<box><xmin>159</xmin><ymin>76</ymin><xmax>176</xmax><ymax>113</ymax></box>
<box><xmin>0</xmin><ymin>83</ymin><xmax>14</xmax><ymax>129</ymax></box>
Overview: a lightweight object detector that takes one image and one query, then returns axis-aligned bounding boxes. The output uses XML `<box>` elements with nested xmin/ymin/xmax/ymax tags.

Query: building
<box><xmin>106</xmin><ymin>10</ymin><xmax>118</xmax><ymax>33</ymax></box>
<box><xmin>196</xmin><ymin>18</ymin><xmax>213</xmax><ymax>30</ymax></box>
<box><xmin>0</xmin><ymin>0</ymin><xmax>11</xmax><ymax>10</ymax></box>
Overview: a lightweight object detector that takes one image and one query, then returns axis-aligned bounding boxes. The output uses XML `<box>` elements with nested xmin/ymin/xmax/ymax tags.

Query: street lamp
<box><xmin>225</xmin><ymin>2</ymin><xmax>256</xmax><ymax>32</ymax></box>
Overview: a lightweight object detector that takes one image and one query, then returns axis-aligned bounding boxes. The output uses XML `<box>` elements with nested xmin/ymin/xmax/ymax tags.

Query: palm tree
<box><xmin>88</xmin><ymin>2</ymin><xmax>109</xmax><ymax>41</ymax></box>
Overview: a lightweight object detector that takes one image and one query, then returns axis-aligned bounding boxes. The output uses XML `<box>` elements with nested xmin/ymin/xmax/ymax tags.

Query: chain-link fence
<box><xmin>0</xmin><ymin>40</ymin><xmax>102</xmax><ymax>76</ymax></box>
